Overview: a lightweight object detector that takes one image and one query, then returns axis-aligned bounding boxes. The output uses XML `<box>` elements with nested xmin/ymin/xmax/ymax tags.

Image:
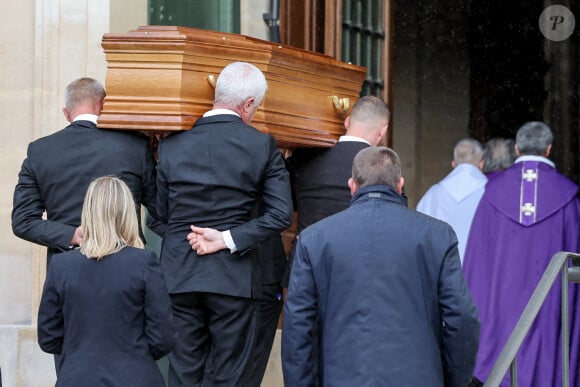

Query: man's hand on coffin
<box><xmin>187</xmin><ymin>225</ymin><xmax>227</xmax><ymax>255</ymax></box>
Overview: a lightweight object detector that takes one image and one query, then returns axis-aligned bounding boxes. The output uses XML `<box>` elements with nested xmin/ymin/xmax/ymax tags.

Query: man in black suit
<box><xmin>12</xmin><ymin>77</ymin><xmax>157</xmax><ymax>262</ymax></box>
<box><xmin>156</xmin><ymin>61</ymin><xmax>293</xmax><ymax>386</ymax></box>
<box><xmin>284</xmin><ymin>95</ymin><xmax>390</xmax><ymax>282</ymax></box>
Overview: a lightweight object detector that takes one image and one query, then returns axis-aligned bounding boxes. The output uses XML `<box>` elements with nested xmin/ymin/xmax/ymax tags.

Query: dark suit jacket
<box><xmin>288</xmin><ymin>140</ymin><xmax>369</xmax><ymax>233</ymax></box>
<box><xmin>283</xmin><ymin>185</ymin><xmax>480</xmax><ymax>387</ymax></box>
<box><xmin>37</xmin><ymin>247</ymin><xmax>175</xmax><ymax>387</ymax></box>
<box><xmin>156</xmin><ymin>114</ymin><xmax>293</xmax><ymax>297</ymax></box>
<box><xmin>12</xmin><ymin>121</ymin><xmax>157</xmax><ymax>257</ymax></box>
<box><xmin>283</xmin><ymin>140</ymin><xmax>369</xmax><ymax>286</ymax></box>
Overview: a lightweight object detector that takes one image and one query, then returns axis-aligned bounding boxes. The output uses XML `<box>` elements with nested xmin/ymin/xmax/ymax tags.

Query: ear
<box><xmin>478</xmin><ymin>159</ymin><xmax>484</xmax><ymax>170</ymax></box>
<box><xmin>348</xmin><ymin>178</ymin><xmax>358</xmax><ymax>196</ymax></box>
<box><xmin>397</xmin><ymin>176</ymin><xmax>405</xmax><ymax>194</ymax></box>
<box><xmin>545</xmin><ymin>144</ymin><xmax>552</xmax><ymax>157</ymax></box>
<box><xmin>63</xmin><ymin>107</ymin><xmax>73</xmax><ymax>123</ymax></box>
<box><xmin>375</xmin><ymin>124</ymin><xmax>388</xmax><ymax>145</ymax></box>
<box><xmin>379</xmin><ymin>124</ymin><xmax>388</xmax><ymax>140</ymax></box>
<box><xmin>451</xmin><ymin>160</ymin><xmax>457</xmax><ymax>169</ymax></box>
<box><xmin>243</xmin><ymin>97</ymin><xmax>255</xmax><ymax>112</ymax></box>
<box><xmin>344</xmin><ymin>116</ymin><xmax>351</xmax><ymax>130</ymax></box>
<box><xmin>515</xmin><ymin>144</ymin><xmax>521</xmax><ymax>157</ymax></box>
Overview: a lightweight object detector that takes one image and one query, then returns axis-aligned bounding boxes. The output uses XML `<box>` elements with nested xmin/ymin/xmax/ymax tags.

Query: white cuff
<box><xmin>222</xmin><ymin>230</ymin><xmax>238</xmax><ymax>253</ymax></box>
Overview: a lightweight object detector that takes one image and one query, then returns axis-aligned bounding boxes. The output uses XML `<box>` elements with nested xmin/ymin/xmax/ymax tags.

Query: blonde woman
<box><xmin>37</xmin><ymin>176</ymin><xmax>175</xmax><ymax>386</ymax></box>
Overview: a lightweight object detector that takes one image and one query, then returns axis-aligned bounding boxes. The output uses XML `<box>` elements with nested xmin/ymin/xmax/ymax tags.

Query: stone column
<box><xmin>0</xmin><ymin>1</ymin><xmax>145</xmax><ymax>385</ymax></box>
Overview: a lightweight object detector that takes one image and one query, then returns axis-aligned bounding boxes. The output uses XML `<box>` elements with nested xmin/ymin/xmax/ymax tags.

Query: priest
<box><xmin>463</xmin><ymin>121</ymin><xmax>580</xmax><ymax>386</ymax></box>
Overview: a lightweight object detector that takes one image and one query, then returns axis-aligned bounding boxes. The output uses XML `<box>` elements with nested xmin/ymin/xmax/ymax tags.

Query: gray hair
<box><xmin>214</xmin><ymin>62</ymin><xmax>268</xmax><ymax>108</ymax></box>
<box><xmin>350</xmin><ymin>96</ymin><xmax>391</xmax><ymax>128</ymax></box>
<box><xmin>351</xmin><ymin>146</ymin><xmax>402</xmax><ymax>190</ymax></box>
<box><xmin>482</xmin><ymin>138</ymin><xmax>516</xmax><ymax>173</ymax></box>
<box><xmin>515</xmin><ymin>121</ymin><xmax>553</xmax><ymax>156</ymax></box>
<box><xmin>453</xmin><ymin>138</ymin><xmax>483</xmax><ymax>166</ymax></box>
<box><xmin>64</xmin><ymin>77</ymin><xmax>106</xmax><ymax>111</ymax></box>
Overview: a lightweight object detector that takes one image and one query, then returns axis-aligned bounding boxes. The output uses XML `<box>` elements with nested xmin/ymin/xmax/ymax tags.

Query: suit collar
<box><xmin>195</xmin><ymin>114</ymin><xmax>244</xmax><ymax>126</ymax></box>
<box><xmin>68</xmin><ymin>120</ymin><xmax>98</xmax><ymax>130</ymax></box>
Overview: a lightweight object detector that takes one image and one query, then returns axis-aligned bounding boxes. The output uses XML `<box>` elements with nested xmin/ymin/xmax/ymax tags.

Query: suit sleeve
<box><xmin>230</xmin><ymin>137</ymin><xmax>293</xmax><ymax>252</ymax></box>
<box><xmin>12</xmin><ymin>153</ymin><xmax>76</xmax><ymax>250</ymax></box>
<box><xmin>438</xmin><ymin>227</ymin><xmax>481</xmax><ymax>387</ymax></box>
<box><xmin>281</xmin><ymin>238</ymin><xmax>317</xmax><ymax>387</ymax></box>
<box><xmin>37</xmin><ymin>261</ymin><xmax>64</xmax><ymax>354</ymax></box>
<box><xmin>143</xmin><ymin>254</ymin><xmax>176</xmax><ymax>360</ymax></box>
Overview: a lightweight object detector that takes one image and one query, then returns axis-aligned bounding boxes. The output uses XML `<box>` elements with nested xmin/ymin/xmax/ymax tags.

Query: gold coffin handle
<box><xmin>207</xmin><ymin>75</ymin><xmax>217</xmax><ymax>89</ymax></box>
<box><xmin>332</xmin><ymin>95</ymin><xmax>350</xmax><ymax>116</ymax></box>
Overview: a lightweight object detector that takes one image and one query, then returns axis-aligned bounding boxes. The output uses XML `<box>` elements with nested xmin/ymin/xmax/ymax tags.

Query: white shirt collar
<box><xmin>338</xmin><ymin>135</ymin><xmax>370</xmax><ymax>145</ymax></box>
<box><xmin>515</xmin><ymin>155</ymin><xmax>555</xmax><ymax>168</ymax></box>
<box><xmin>73</xmin><ymin>114</ymin><xmax>98</xmax><ymax>124</ymax></box>
<box><xmin>203</xmin><ymin>108</ymin><xmax>240</xmax><ymax>118</ymax></box>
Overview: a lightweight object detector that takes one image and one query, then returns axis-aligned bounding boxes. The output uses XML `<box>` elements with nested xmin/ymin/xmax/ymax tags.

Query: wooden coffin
<box><xmin>99</xmin><ymin>26</ymin><xmax>366</xmax><ymax>148</ymax></box>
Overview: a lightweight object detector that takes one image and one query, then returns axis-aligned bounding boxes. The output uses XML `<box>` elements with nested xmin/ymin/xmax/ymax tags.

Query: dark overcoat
<box><xmin>283</xmin><ymin>185</ymin><xmax>480</xmax><ymax>387</ymax></box>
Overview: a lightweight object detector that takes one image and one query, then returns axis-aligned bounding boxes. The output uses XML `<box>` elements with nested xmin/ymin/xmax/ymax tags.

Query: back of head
<box><xmin>515</xmin><ymin>121</ymin><xmax>553</xmax><ymax>156</ymax></box>
<box><xmin>64</xmin><ymin>77</ymin><xmax>105</xmax><ymax>112</ymax></box>
<box><xmin>351</xmin><ymin>146</ymin><xmax>401</xmax><ymax>190</ymax></box>
<box><xmin>348</xmin><ymin>95</ymin><xmax>391</xmax><ymax>134</ymax></box>
<box><xmin>482</xmin><ymin>138</ymin><xmax>516</xmax><ymax>173</ymax></box>
<box><xmin>453</xmin><ymin>138</ymin><xmax>483</xmax><ymax>166</ymax></box>
<box><xmin>80</xmin><ymin>176</ymin><xmax>143</xmax><ymax>260</ymax></box>
<box><xmin>214</xmin><ymin>62</ymin><xmax>268</xmax><ymax>108</ymax></box>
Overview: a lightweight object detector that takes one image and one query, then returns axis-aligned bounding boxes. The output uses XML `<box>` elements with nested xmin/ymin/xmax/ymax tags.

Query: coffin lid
<box><xmin>99</xmin><ymin>25</ymin><xmax>366</xmax><ymax>148</ymax></box>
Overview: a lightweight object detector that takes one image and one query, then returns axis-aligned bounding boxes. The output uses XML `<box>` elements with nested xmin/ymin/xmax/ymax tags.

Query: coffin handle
<box><xmin>331</xmin><ymin>96</ymin><xmax>350</xmax><ymax>116</ymax></box>
<box><xmin>207</xmin><ymin>75</ymin><xmax>217</xmax><ymax>89</ymax></box>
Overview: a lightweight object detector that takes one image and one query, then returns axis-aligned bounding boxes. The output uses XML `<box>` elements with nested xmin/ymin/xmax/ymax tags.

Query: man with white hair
<box><xmin>156</xmin><ymin>61</ymin><xmax>293</xmax><ymax>386</ymax></box>
<box><xmin>417</xmin><ymin>138</ymin><xmax>487</xmax><ymax>263</ymax></box>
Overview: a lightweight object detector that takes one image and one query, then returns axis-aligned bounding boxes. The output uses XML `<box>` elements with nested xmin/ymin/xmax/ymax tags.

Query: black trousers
<box><xmin>244</xmin><ymin>284</ymin><xmax>283</xmax><ymax>386</ymax></box>
<box><xmin>168</xmin><ymin>292</ymin><xmax>257</xmax><ymax>387</ymax></box>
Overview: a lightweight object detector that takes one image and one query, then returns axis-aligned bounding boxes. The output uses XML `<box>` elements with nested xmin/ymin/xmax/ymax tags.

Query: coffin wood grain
<box><xmin>99</xmin><ymin>26</ymin><xmax>366</xmax><ymax>148</ymax></box>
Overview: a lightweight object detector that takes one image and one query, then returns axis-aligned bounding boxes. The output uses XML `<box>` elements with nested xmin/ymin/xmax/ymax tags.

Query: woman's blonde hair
<box><xmin>80</xmin><ymin>176</ymin><xmax>144</xmax><ymax>259</ymax></box>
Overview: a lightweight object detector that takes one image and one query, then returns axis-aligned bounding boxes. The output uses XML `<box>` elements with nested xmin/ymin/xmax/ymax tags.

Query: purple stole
<box><xmin>519</xmin><ymin>161</ymin><xmax>539</xmax><ymax>226</ymax></box>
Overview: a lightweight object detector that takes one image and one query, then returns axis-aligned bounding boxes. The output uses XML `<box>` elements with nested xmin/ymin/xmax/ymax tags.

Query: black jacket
<box><xmin>156</xmin><ymin>114</ymin><xmax>293</xmax><ymax>297</ymax></box>
<box><xmin>38</xmin><ymin>247</ymin><xmax>175</xmax><ymax>387</ymax></box>
<box><xmin>12</xmin><ymin>121</ymin><xmax>157</xmax><ymax>257</ymax></box>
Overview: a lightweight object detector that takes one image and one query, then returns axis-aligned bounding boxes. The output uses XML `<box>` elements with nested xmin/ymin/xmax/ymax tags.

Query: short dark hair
<box><xmin>350</xmin><ymin>95</ymin><xmax>391</xmax><ymax>124</ymax></box>
<box><xmin>515</xmin><ymin>122</ymin><xmax>553</xmax><ymax>156</ymax></box>
<box><xmin>351</xmin><ymin>147</ymin><xmax>401</xmax><ymax>190</ymax></box>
